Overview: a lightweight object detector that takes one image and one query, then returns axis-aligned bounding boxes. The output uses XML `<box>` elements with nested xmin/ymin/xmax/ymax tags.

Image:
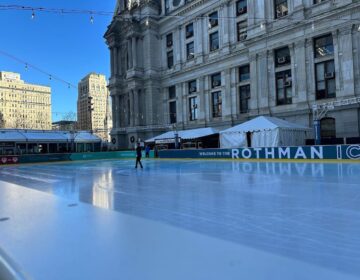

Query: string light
<box><xmin>0</xmin><ymin>49</ymin><xmax>77</xmax><ymax>89</ymax></box>
<box><xmin>31</xmin><ymin>9</ymin><xmax>35</xmax><ymax>19</ymax></box>
<box><xmin>0</xmin><ymin>4</ymin><xmax>358</xmax><ymax>26</ymax></box>
<box><xmin>90</xmin><ymin>14</ymin><xmax>94</xmax><ymax>24</ymax></box>
<box><xmin>358</xmin><ymin>25</ymin><xmax>360</xmax><ymax>32</ymax></box>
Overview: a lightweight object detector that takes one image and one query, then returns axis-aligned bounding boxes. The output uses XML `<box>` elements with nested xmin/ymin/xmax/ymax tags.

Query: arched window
<box><xmin>321</xmin><ymin>117</ymin><xmax>336</xmax><ymax>138</ymax></box>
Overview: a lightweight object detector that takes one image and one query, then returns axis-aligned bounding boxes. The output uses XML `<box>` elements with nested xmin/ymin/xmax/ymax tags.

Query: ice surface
<box><xmin>0</xmin><ymin>159</ymin><xmax>360</xmax><ymax>279</ymax></box>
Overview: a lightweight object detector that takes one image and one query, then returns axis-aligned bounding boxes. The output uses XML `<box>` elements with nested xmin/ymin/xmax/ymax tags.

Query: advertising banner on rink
<box><xmin>0</xmin><ymin>156</ymin><xmax>19</xmax><ymax>165</ymax></box>
<box><xmin>158</xmin><ymin>145</ymin><xmax>360</xmax><ymax>161</ymax></box>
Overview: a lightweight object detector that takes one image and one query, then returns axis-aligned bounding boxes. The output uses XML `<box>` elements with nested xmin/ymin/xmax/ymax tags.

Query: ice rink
<box><xmin>1</xmin><ymin>159</ymin><xmax>360</xmax><ymax>279</ymax></box>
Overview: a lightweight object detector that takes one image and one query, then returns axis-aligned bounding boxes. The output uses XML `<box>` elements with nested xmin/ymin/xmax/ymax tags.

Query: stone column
<box><xmin>332</xmin><ymin>30</ymin><xmax>340</xmax><ymax>96</ymax></box>
<box><xmin>128</xmin><ymin>40</ymin><xmax>132</xmax><ymax>69</ymax></box>
<box><xmin>129</xmin><ymin>90</ymin><xmax>134</xmax><ymax>126</ymax></box>
<box><xmin>305</xmin><ymin>38</ymin><xmax>316</xmax><ymax>102</ymax></box>
<box><xmin>223</xmin><ymin>69</ymin><xmax>232</xmax><ymax>117</ymax></box>
<box><xmin>198</xmin><ymin>77</ymin><xmax>206</xmax><ymax>121</ymax></box>
<box><xmin>110</xmin><ymin>48</ymin><xmax>115</xmax><ymax>77</ymax></box>
<box><xmin>113</xmin><ymin>47</ymin><xmax>118</xmax><ymax>76</ymax></box>
<box><xmin>257</xmin><ymin>51</ymin><xmax>269</xmax><ymax>113</ymax></box>
<box><xmin>111</xmin><ymin>95</ymin><xmax>117</xmax><ymax>129</ymax></box>
<box><xmin>116</xmin><ymin>46</ymin><xmax>122</xmax><ymax>76</ymax></box>
<box><xmin>204</xmin><ymin>76</ymin><xmax>211</xmax><ymax>122</ymax></box>
<box><xmin>249</xmin><ymin>54</ymin><xmax>259</xmax><ymax>115</ymax></box>
<box><xmin>134</xmin><ymin>89</ymin><xmax>140</xmax><ymax>126</ymax></box>
<box><xmin>115</xmin><ymin>95</ymin><xmax>120</xmax><ymax>128</ymax></box>
<box><xmin>132</xmin><ymin>37</ymin><xmax>137</xmax><ymax>69</ymax></box>
<box><xmin>338</xmin><ymin>27</ymin><xmax>355</xmax><ymax>97</ymax></box>
<box><xmin>230</xmin><ymin>68</ymin><xmax>237</xmax><ymax>117</ymax></box>
<box><xmin>220</xmin><ymin>3</ymin><xmax>230</xmax><ymax>49</ymax></box>
<box><xmin>267</xmin><ymin>50</ymin><xmax>275</xmax><ymax>109</ymax></box>
<box><xmin>175</xmin><ymin>26</ymin><xmax>182</xmax><ymax>65</ymax></box>
<box><xmin>176</xmin><ymin>84</ymin><xmax>183</xmax><ymax>124</ymax></box>
<box><xmin>293</xmin><ymin>40</ymin><xmax>308</xmax><ymax>103</ymax></box>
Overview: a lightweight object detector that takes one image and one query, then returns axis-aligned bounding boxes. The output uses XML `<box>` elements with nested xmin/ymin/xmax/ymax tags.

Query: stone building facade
<box><xmin>77</xmin><ymin>73</ymin><xmax>112</xmax><ymax>141</ymax></box>
<box><xmin>0</xmin><ymin>71</ymin><xmax>51</xmax><ymax>130</ymax></box>
<box><xmin>105</xmin><ymin>0</ymin><xmax>360</xmax><ymax>149</ymax></box>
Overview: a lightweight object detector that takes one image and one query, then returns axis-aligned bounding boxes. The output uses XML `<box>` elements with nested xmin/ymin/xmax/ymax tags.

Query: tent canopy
<box><xmin>220</xmin><ymin>116</ymin><xmax>311</xmax><ymax>148</ymax></box>
<box><xmin>146</xmin><ymin>127</ymin><xmax>218</xmax><ymax>143</ymax></box>
<box><xmin>222</xmin><ymin>116</ymin><xmax>310</xmax><ymax>133</ymax></box>
<box><xmin>0</xmin><ymin>129</ymin><xmax>102</xmax><ymax>143</ymax></box>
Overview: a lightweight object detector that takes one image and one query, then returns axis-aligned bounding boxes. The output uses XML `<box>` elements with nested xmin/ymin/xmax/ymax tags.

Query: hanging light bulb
<box><xmin>358</xmin><ymin>24</ymin><xmax>360</xmax><ymax>32</ymax></box>
<box><xmin>25</xmin><ymin>64</ymin><xmax>28</xmax><ymax>71</ymax></box>
<box><xmin>311</xmin><ymin>22</ymin><xmax>315</xmax><ymax>31</ymax></box>
<box><xmin>90</xmin><ymin>14</ymin><xmax>94</xmax><ymax>24</ymax></box>
<box><xmin>49</xmin><ymin>75</ymin><xmax>52</xmax><ymax>80</ymax></box>
<box><xmin>31</xmin><ymin>10</ymin><xmax>35</xmax><ymax>20</ymax></box>
<box><xmin>260</xmin><ymin>22</ymin><xmax>265</xmax><ymax>30</ymax></box>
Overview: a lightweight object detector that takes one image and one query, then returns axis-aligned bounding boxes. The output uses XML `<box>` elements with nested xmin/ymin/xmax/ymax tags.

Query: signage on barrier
<box><xmin>158</xmin><ymin>145</ymin><xmax>360</xmax><ymax>161</ymax></box>
<box><xmin>0</xmin><ymin>156</ymin><xmax>19</xmax><ymax>165</ymax></box>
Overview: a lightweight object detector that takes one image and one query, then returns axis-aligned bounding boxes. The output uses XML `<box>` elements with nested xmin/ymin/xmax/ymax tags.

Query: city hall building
<box><xmin>105</xmin><ymin>0</ymin><xmax>360</xmax><ymax>149</ymax></box>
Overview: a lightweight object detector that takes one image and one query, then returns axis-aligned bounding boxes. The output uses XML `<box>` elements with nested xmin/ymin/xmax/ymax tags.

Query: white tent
<box><xmin>220</xmin><ymin>116</ymin><xmax>311</xmax><ymax>148</ymax></box>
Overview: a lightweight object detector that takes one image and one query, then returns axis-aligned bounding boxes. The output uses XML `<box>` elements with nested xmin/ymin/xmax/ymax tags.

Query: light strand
<box><xmin>0</xmin><ymin>4</ymin><xmax>359</xmax><ymax>25</ymax></box>
<box><xmin>0</xmin><ymin>49</ymin><xmax>77</xmax><ymax>89</ymax></box>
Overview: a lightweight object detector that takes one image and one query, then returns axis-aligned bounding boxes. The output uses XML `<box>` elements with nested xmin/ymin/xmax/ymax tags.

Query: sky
<box><xmin>0</xmin><ymin>0</ymin><xmax>115</xmax><ymax>121</ymax></box>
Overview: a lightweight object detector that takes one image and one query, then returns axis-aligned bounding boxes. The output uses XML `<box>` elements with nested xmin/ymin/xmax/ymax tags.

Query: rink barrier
<box><xmin>0</xmin><ymin>151</ymin><xmax>154</xmax><ymax>165</ymax></box>
<box><xmin>158</xmin><ymin>145</ymin><xmax>360</xmax><ymax>161</ymax></box>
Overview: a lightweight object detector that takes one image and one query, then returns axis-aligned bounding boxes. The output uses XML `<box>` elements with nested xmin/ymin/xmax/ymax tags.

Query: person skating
<box><xmin>135</xmin><ymin>143</ymin><xmax>143</xmax><ymax>169</ymax></box>
<box><xmin>145</xmin><ymin>145</ymin><xmax>150</xmax><ymax>158</ymax></box>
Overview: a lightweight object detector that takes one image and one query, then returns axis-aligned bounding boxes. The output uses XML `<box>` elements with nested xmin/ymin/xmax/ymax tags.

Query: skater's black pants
<box><xmin>135</xmin><ymin>156</ymin><xmax>143</xmax><ymax>168</ymax></box>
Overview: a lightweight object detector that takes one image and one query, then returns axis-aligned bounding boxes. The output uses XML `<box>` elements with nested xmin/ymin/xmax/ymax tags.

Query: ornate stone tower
<box><xmin>105</xmin><ymin>0</ymin><xmax>164</xmax><ymax>149</ymax></box>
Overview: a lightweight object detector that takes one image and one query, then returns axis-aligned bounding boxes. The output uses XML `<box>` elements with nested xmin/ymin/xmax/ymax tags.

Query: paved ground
<box><xmin>0</xmin><ymin>159</ymin><xmax>359</xmax><ymax>279</ymax></box>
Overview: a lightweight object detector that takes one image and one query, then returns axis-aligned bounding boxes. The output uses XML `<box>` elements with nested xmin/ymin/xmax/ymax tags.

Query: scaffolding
<box><xmin>312</xmin><ymin>97</ymin><xmax>360</xmax><ymax>144</ymax></box>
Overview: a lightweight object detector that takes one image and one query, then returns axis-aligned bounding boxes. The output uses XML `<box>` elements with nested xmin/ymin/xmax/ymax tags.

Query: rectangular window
<box><xmin>315</xmin><ymin>60</ymin><xmax>336</xmax><ymax>100</ymax></box>
<box><xmin>186</xmin><ymin>23</ymin><xmax>194</xmax><ymax>38</ymax></box>
<box><xmin>275</xmin><ymin>0</ymin><xmax>288</xmax><ymax>19</ymax></box>
<box><xmin>167</xmin><ymin>50</ymin><xmax>174</xmax><ymax>68</ymax></box>
<box><xmin>209</xmin><ymin>32</ymin><xmax>219</xmax><ymax>51</ymax></box>
<box><xmin>313</xmin><ymin>0</ymin><xmax>326</xmax><ymax>4</ymax></box>
<box><xmin>189</xmin><ymin>97</ymin><xmax>198</xmax><ymax>121</ymax></box>
<box><xmin>314</xmin><ymin>34</ymin><xmax>334</xmax><ymax>58</ymax></box>
<box><xmin>275</xmin><ymin>47</ymin><xmax>291</xmax><ymax>67</ymax></box>
<box><xmin>212</xmin><ymin>91</ymin><xmax>222</xmax><ymax>118</ymax></box>
<box><xmin>188</xmin><ymin>80</ymin><xmax>197</xmax><ymax>94</ymax></box>
<box><xmin>169</xmin><ymin>101</ymin><xmax>177</xmax><ymax>124</ymax></box>
<box><xmin>236</xmin><ymin>0</ymin><xmax>247</xmax><ymax>16</ymax></box>
<box><xmin>209</xmin><ymin>11</ymin><xmax>218</xmax><ymax>28</ymax></box>
<box><xmin>211</xmin><ymin>73</ymin><xmax>221</xmax><ymax>88</ymax></box>
<box><xmin>239</xmin><ymin>84</ymin><xmax>250</xmax><ymax>113</ymax></box>
<box><xmin>239</xmin><ymin>65</ymin><xmax>250</xmax><ymax>82</ymax></box>
<box><xmin>166</xmin><ymin>33</ymin><xmax>173</xmax><ymax>48</ymax></box>
<box><xmin>168</xmin><ymin>86</ymin><xmax>176</xmax><ymax>99</ymax></box>
<box><xmin>276</xmin><ymin>70</ymin><xmax>292</xmax><ymax>105</ymax></box>
<box><xmin>186</xmin><ymin>42</ymin><xmax>195</xmax><ymax>60</ymax></box>
<box><xmin>237</xmin><ymin>21</ymin><xmax>247</xmax><ymax>42</ymax></box>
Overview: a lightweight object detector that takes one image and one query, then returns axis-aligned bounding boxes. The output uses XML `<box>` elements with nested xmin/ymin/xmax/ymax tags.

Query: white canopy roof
<box><xmin>221</xmin><ymin>116</ymin><xmax>310</xmax><ymax>133</ymax></box>
<box><xmin>0</xmin><ymin>129</ymin><xmax>101</xmax><ymax>143</ymax></box>
<box><xmin>146</xmin><ymin>127</ymin><xmax>219</xmax><ymax>143</ymax></box>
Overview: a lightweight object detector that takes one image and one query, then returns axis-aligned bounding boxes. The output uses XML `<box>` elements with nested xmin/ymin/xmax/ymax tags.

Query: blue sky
<box><xmin>0</xmin><ymin>1</ymin><xmax>115</xmax><ymax>121</ymax></box>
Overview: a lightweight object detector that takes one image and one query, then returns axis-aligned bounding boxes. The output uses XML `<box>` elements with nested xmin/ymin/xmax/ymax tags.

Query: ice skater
<box><xmin>145</xmin><ymin>145</ymin><xmax>150</xmax><ymax>158</ymax></box>
<box><xmin>135</xmin><ymin>143</ymin><xmax>143</xmax><ymax>169</ymax></box>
